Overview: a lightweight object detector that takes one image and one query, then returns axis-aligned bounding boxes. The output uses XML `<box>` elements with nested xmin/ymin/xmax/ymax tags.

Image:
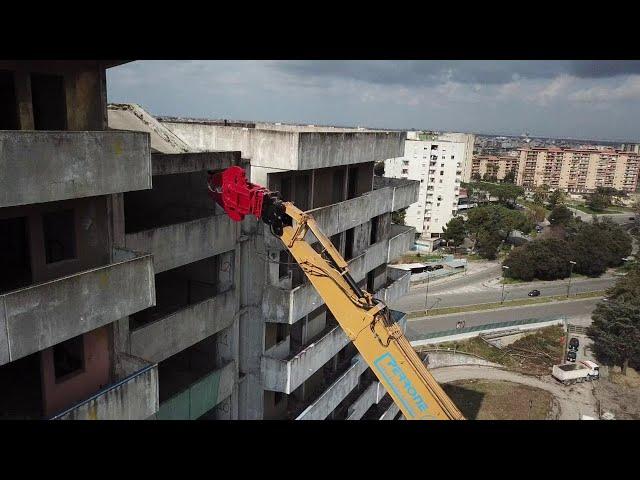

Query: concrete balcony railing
<box><xmin>295</xmin><ymin>354</ymin><xmax>369</xmax><ymax>420</ymax></box>
<box><xmin>264</xmin><ymin>239</ymin><xmax>390</xmax><ymax>324</ymax></box>
<box><xmin>265</xmin><ymin>186</ymin><xmax>395</xmax><ymax>251</ymax></box>
<box><xmin>377</xmin><ymin>268</ymin><xmax>411</xmax><ymax>304</ymax></box>
<box><xmin>124</xmin><ymin>215</ymin><xmax>237</xmax><ymax>274</ymax></box>
<box><xmin>262</xmin><ymin>310</ymin><xmax>407</xmax><ymax>396</ymax></box>
<box><xmin>373</xmin><ymin>176</ymin><xmax>420</xmax><ymax>212</ymax></box>
<box><xmin>51</xmin><ymin>354</ymin><xmax>159</xmax><ymax>420</ymax></box>
<box><xmin>0</xmin><ymin>248</ymin><xmax>155</xmax><ymax>366</ymax></box>
<box><xmin>154</xmin><ymin>361</ymin><xmax>235</xmax><ymax>420</ymax></box>
<box><xmin>387</xmin><ymin>224</ymin><xmax>416</xmax><ymax>262</ymax></box>
<box><xmin>346</xmin><ymin>381</ymin><xmax>386</xmax><ymax>420</ymax></box>
<box><xmin>129</xmin><ymin>288</ymin><xmax>237</xmax><ymax>364</ymax></box>
<box><xmin>0</xmin><ymin>130</ymin><xmax>151</xmax><ymax>208</ymax></box>
<box><xmin>261</xmin><ymin>324</ymin><xmax>350</xmax><ymax>394</ymax></box>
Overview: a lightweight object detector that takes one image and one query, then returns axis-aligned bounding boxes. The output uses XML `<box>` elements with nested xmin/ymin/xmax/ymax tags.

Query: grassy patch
<box><xmin>397</xmin><ymin>253</ymin><xmax>443</xmax><ymax>264</ymax></box>
<box><xmin>433</xmin><ymin>325</ymin><xmax>564</xmax><ymax>376</ymax></box>
<box><xmin>500</xmin><ymin>272</ymin><xmax>587</xmax><ymax>284</ymax></box>
<box><xmin>442</xmin><ymin>380</ymin><xmax>555</xmax><ymax>419</ymax></box>
<box><xmin>569</xmin><ymin>203</ymin><xmax>623</xmax><ymax>215</ymax></box>
<box><xmin>407</xmin><ymin>290</ymin><xmax>605</xmax><ymax>318</ymax></box>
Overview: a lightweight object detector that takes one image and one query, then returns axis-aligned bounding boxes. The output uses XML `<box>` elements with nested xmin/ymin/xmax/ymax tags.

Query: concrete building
<box><xmin>0</xmin><ymin>61</ymin><xmax>158</xmax><ymax>419</ymax></box>
<box><xmin>471</xmin><ymin>155</ymin><xmax>520</xmax><ymax>181</ymax></box>
<box><xmin>384</xmin><ymin>136</ymin><xmax>467</xmax><ymax>251</ymax></box>
<box><xmin>106</xmin><ymin>104</ymin><xmax>243</xmax><ymax>419</ymax></box>
<box><xmin>157</xmin><ymin>117</ymin><xmax>419</xmax><ymax>420</ymax></box>
<box><xmin>517</xmin><ymin>147</ymin><xmax>640</xmax><ymax>193</ymax></box>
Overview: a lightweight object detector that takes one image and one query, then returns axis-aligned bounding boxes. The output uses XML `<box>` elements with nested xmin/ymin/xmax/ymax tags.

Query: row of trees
<box><xmin>503</xmin><ymin>216</ymin><xmax>632</xmax><ymax>280</ymax></box>
<box><xmin>588</xmin><ymin>267</ymin><xmax>640</xmax><ymax>375</ymax></box>
<box><xmin>463</xmin><ymin>181</ymin><xmax>524</xmax><ymax>207</ymax></box>
<box><xmin>443</xmin><ymin>204</ymin><xmax>534</xmax><ymax>259</ymax></box>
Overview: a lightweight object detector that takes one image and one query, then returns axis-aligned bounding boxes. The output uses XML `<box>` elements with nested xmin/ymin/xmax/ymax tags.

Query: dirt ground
<box><xmin>593</xmin><ymin>367</ymin><xmax>640</xmax><ymax>420</ymax></box>
<box><xmin>442</xmin><ymin>379</ymin><xmax>556</xmax><ymax>420</ymax></box>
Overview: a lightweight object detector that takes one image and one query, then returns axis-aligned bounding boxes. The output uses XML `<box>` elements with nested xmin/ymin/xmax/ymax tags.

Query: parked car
<box><xmin>528</xmin><ymin>289</ymin><xmax>541</xmax><ymax>297</ymax></box>
<box><xmin>566</xmin><ymin>351</ymin><xmax>577</xmax><ymax>363</ymax></box>
<box><xmin>569</xmin><ymin>337</ymin><xmax>580</xmax><ymax>351</ymax></box>
<box><xmin>432</xmin><ymin>264</ymin><xmax>444</xmax><ymax>270</ymax></box>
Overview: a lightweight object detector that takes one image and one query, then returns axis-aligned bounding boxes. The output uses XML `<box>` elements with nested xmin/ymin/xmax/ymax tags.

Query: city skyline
<box><xmin>108</xmin><ymin>60</ymin><xmax>640</xmax><ymax>143</ymax></box>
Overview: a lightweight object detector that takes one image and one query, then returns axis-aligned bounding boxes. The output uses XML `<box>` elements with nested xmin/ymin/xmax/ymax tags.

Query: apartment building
<box><xmin>517</xmin><ymin>147</ymin><xmax>640</xmax><ymax>193</ymax></box>
<box><xmin>156</xmin><ymin>118</ymin><xmax>419</xmax><ymax>420</ymax></box>
<box><xmin>406</xmin><ymin>131</ymin><xmax>475</xmax><ymax>182</ymax></box>
<box><xmin>384</xmin><ymin>137</ymin><xmax>467</xmax><ymax>251</ymax></box>
<box><xmin>0</xmin><ymin>61</ymin><xmax>158</xmax><ymax>419</ymax></box>
<box><xmin>471</xmin><ymin>155</ymin><xmax>520</xmax><ymax>181</ymax></box>
<box><xmin>107</xmin><ymin>104</ymin><xmax>243</xmax><ymax>419</ymax></box>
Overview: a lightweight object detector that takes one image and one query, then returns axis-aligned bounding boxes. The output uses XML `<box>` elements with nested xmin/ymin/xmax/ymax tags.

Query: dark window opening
<box><xmin>0</xmin><ymin>216</ymin><xmax>32</xmax><ymax>294</ymax></box>
<box><xmin>366</xmin><ymin>270</ymin><xmax>375</xmax><ymax>293</ymax></box>
<box><xmin>276</xmin><ymin>323</ymin><xmax>288</xmax><ymax>343</ymax></box>
<box><xmin>330</xmin><ymin>233</ymin><xmax>342</xmax><ymax>254</ymax></box>
<box><xmin>31</xmin><ymin>73</ymin><xmax>67</xmax><ymax>130</ymax></box>
<box><xmin>294</xmin><ymin>174</ymin><xmax>311</xmax><ymax>211</ymax></box>
<box><xmin>43</xmin><ymin>209</ymin><xmax>76</xmax><ymax>264</ymax></box>
<box><xmin>280</xmin><ymin>176</ymin><xmax>292</xmax><ymax>201</ymax></box>
<box><xmin>0</xmin><ymin>352</ymin><xmax>43</xmax><ymax>419</ymax></box>
<box><xmin>0</xmin><ymin>70</ymin><xmax>19</xmax><ymax>129</ymax></box>
<box><xmin>332</xmin><ymin>169</ymin><xmax>345</xmax><ymax>203</ymax></box>
<box><xmin>279</xmin><ymin>250</ymin><xmax>289</xmax><ymax>279</ymax></box>
<box><xmin>347</xmin><ymin>167</ymin><xmax>359</xmax><ymax>199</ymax></box>
<box><xmin>344</xmin><ymin>228</ymin><xmax>355</xmax><ymax>260</ymax></box>
<box><xmin>274</xmin><ymin>392</ymin><xmax>284</xmax><ymax>405</ymax></box>
<box><xmin>370</xmin><ymin>216</ymin><xmax>379</xmax><ymax>245</ymax></box>
<box><xmin>53</xmin><ymin>335</ymin><xmax>85</xmax><ymax>381</ymax></box>
<box><xmin>130</xmin><ymin>256</ymin><xmax>219</xmax><ymax>330</ymax></box>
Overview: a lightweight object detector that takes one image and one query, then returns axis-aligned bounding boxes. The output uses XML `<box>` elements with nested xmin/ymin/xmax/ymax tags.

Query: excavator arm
<box><xmin>209</xmin><ymin>166</ymin><xmax>464</xmax><ymax>420</ymax></box>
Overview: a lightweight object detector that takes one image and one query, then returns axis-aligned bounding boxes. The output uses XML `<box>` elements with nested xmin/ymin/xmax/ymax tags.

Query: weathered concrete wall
<box><xmin>347</xmin><ymin>381</ymin><xmax>387</xmax><ymax>420</ymax></box>
<box><xmin>151</xmin><ymin>151</ymin><xmax>239</xmax><ymax>176</ymax></box>
<box><xmin>296</xmin><ymin>355</ymin><xmax>368</xmax><ymax>420</ymax></box>
<box><xmin>261</xmin><ymin>325</ymin><xmax>350</xmax><ymax>393</ymax></box>
<box><xmin>0</xmin><ymin>131</ymin><xmax>152</xmax><ymax>208</ymax></box>
<box><xmin>422</xmin><ymin>350</ymin><xmax>502</xmax><ymax>369</ymax></box>
<box><xmin>298</xmin><ymin>132</ymin><xmax>404</xmax><ymax>170</ymax></box>
<box><xmin>373</xmin><ymin>176</ymin><xmax>420</xmax><ymax>212</ymax></box>
<box><xmin>379</xmin><ymin>401</ymin><xmax>400</xmax><ymax>420</ymax></box>
<box><xmin>125</xmin><ymin>215</ymin><xmax>237</xmax><ymax>273</ymax></box>
<box><xmin>130</xmin><ymin>289</ymin><xmax>236</xmax><ymax>364</ymax></box>
<box><xmin>0</xmin><ymin>251</ymin><xmax>155</xmax><ymax>365</ymax></box>
<box><xmin>388</xmin><ymin>225</ymin><xmax>415</xmax><ymax>262</ymax></box>
<box><xmin>52</xmin><ymin>358</ymin><xmax>159</xmax><ymax>420</ymax></box>
<box><xmin>380</xmin><ymin>269</ymin><xmax>411</xmax><ymax>304</ymax></box>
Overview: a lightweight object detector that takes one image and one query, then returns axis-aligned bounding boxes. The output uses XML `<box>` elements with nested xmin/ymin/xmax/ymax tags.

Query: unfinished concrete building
<box><xmin>107</xmin><ymin>104</ymin><xmax>243</xmax><ymax>419</ymax></box>
<box><xmin>157</xmin><ymin>117</ymin><xmax>419</xmax><ymax>420</ymax></box>
<box><xmin>0</xmin><ymin>61</ymin><xmax>158</xmax><ymax>419</ymax></box>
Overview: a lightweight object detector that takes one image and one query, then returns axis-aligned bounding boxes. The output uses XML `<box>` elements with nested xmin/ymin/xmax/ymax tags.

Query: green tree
<box><xmin>527</xmin><ymin>204</ymin><xmax>546</xmax><ymax>223</ymax></box>
<box><xmin>442</xmin><ymin>216</ymin><xmax>466</xmax><ymax>253</ymax></box>
<box><xmin>587</xmin><ymin>192</ymin><xmax>610</xmax><ymax>212</ymax></box>
<box><xmin>466</xmin><ymin>204</ymin><xmax>532</xmax><ymax>259</ymax></box>
<box><xmin>391</xmin><ymin>208</ymin><xmax>406</xmax><ymax>225</ymax></box>
<box><xmin>532</xmin><ymin>186</ymin><xmax>548</xmax><ymax>206</ymax></box>
<box><xmin>503</xmin><ymin>167</ymin><xmax>517</xmax><ymax>184</ymax></box>
<box><xmin>567</xmin><ymin>219</ymin><xmax>630</xmax><ymax>277</ymax></box>
<box><xmin>588</xmin><ymin>270</ymin><xmax>640</xmax><ymax>375</ymax></box>
<box><xmin>547</xmin><ymin>189</ymin><xmax>566</xmax><ymax>208</ymax></box>
<box><xmin>476</xmin><ymin>229</ymin><xmax>503</xmax><ymax>260</ymax></box>
<box><xmin>503</xmin><ymin>239</ymin><xmax>573</xmax><ymax>281</ymax></box>
<box><xmin>548</xmin><ymin>205</ymin><xmax>573</xmax><ymax>226</ymax></box>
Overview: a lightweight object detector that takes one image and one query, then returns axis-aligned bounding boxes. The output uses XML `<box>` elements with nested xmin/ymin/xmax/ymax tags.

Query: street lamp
<box><xmin>567</xmin><ymin>261</ymin><xmax>576</xmax><ymax>298</ymax></box>
<box><xmin>501</xmin><ymin>265</ymin><xmax>509</xmax><ymax>304</ymax></box>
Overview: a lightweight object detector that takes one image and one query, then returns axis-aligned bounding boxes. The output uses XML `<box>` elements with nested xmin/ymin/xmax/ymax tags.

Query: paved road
<box><xmin>405</xmin><ymin>297</ymin><xmax>599</xmax><ymax>339</ymax></box>
<box><xmin>391</xmin><ymin>272</ymin><xmax>614</xmax><ymax>312</ymax></box>
<box><xmin>431</xmin><ymin>366</ymin><xmax>598</xmax><ymax>420</ymax></box>
<box><xmin>568</xmin><ymin>208</ymin><xmax>634</xmax><ymax>225</ymax></box>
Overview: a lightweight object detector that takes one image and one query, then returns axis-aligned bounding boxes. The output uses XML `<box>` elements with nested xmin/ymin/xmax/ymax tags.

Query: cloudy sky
<box><xmin>107</xmin><ymin>60</ymin><xmax>640</xmax><ymax>141</ymax></box>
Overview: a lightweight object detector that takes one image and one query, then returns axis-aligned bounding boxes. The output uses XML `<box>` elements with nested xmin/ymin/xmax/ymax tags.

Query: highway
<box><xmin>389</xmin><ymin>265</ymin><xmax>615</xmax><ymax>312</ymax></box>
<box><xmin>405</xmin><ymin>297</ymin><xmax>599</xmax><ymax>340</ymax></box>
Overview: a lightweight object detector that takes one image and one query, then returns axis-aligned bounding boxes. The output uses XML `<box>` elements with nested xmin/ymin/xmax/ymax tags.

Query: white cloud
<box><xmin>569</xmin><ymin>75</ymin><xmax>640</xmax><ymax>103</ymax></box>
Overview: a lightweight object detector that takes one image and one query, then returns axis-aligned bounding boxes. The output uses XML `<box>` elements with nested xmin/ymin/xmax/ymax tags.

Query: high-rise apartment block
<box><xmin>385</xmin><ymin>133</ymin><xmax>473</xmax><ymax>250</ymax></box>
<box><xmin>517</xmin><ymin>147</ymin><xmax>640</xmax><ymax>193</ymax></box>
<box><xmin>471</xmin><ymin>155</ymin><xmax>520</xmax><ymax>181</ymax></box>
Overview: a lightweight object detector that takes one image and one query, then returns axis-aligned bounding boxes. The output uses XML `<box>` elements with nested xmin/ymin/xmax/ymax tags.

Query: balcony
<box><xmin>0</xmin><ymin>248</ymin><xmax>155</xmax><ymax>366</ymax></box>
<box><xmin>377</xmin><ymin>268</ymin><xmax>411</xmax><ymax>304</ymax></box>
<box><xmin>264</xmin><ymin>238</ymin><xmax>390</xmax><ymax>324</ymax></box>
<box><xmin>125</xmin><ymin>215</ymin><xmax>237</xmax><ymax>274</ymax></box>
<box><xmin>387</xmin><ymin>224</ymin><xmax>415</xmax><ymax>262</ymax></box>
<box><xmin>346</xmin><ymin>381</ymin><xmax>386</xmax><ymax>420</ymax></box>
<box><xmin>262</xmin><ymin>323</ymin><xmax>350</xmax><ymax>394</ymax></box>
<box><xmin>51</xmin><ymin>354</ymin><xmax>159</xmax><ymax>420</ymax></box>
<box><xmin>129</xmin><ymin>288</ymin><xmax>237</xmax><ymax>364</ymax></box>
<box><xmin>295</xmin><ymin>354</ymin><xmax>369</xmax><ymax>420</ymax></box>
<box><xmin>0</xmin><ymin>130</ymin><xmax>151</xmax><ymax>208</ymax></box>
<box><xmin>154</xmin><ymin>361</ymin><xmax>235</xmax><ymax>420</ymax></box>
